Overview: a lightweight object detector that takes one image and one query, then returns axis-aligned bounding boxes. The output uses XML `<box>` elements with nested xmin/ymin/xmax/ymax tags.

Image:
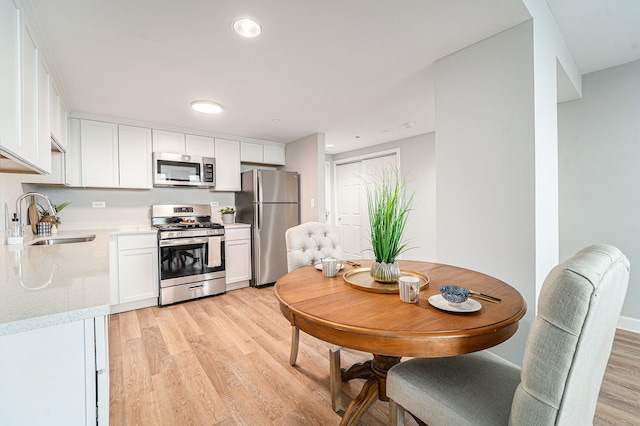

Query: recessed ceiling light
<box><xmin>325</xmin><ymin>144</ymin><xmax>335</xmax><ymax>149</ymax></box>
<box><xmin>191</xmin><ymin>100</ymin><xmax>223</xmax><ymax>114</ymax></box>
<box><xmin>233</xmin><ymin>18</ymin><xmax>262</xmax><ymax>37</ymax></box>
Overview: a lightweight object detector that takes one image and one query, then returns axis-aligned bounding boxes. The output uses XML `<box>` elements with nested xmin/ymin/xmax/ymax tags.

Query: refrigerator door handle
<box><xmin>256</xmin><ymin>170</ymin><xmax>263</xmax><ymax>204</ymax></box>
<box><xmin>256</xmin><ymin>202</ymin><xmax>261</xmax><ymax>231</ymax></box>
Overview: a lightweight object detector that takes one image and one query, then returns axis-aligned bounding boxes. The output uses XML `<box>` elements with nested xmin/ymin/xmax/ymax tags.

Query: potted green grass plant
<box><xmin>365</xmin><ymin>168</ymin><xmax>414</xmax><ymax>283</ymax></box>
<box><xmin>37</xmin><ymin>201</ymin><xmax>71</xmax><ymax>225</ymax></box>
<box><xmin>220</xmin><ymin>207</ymin><xmax>236</xmax><ymax>224</ymax></box>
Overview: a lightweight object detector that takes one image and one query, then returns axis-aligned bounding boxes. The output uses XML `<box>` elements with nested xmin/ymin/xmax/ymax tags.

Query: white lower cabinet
<box><xmin>0</xmin><ymin>316</ymin><xmax>109</xmax><ymax>425</ymax></box>
<box><xmin>110</xmin><ymin>232</ymin><xmax>159</xmax><ymax>313</ymax></box>
<box><xmin>225</xmin><ymin>225</ymin><xmax>252</xmax><ymax>290</ymax></box>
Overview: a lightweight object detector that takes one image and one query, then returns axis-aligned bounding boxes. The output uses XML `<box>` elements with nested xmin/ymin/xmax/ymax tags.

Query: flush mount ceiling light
<box><xmin>191</xmin><ymin>100</ymin><xmax>223</xmax><ymax>114</ymax></box>
<box><xmin>233</xmin><ymin>18</ymin><xmax>262</xmax><ymax>37</ymax></box>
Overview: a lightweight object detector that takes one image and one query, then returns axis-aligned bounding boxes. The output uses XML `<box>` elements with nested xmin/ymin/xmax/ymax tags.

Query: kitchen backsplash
<box><xmin>0</xmin><ymin>175</ymin><xmax>235</xmax><ymax>231</ymax></box>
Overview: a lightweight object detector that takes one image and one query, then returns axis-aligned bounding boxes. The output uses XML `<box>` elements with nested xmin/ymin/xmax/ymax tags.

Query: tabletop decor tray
<box><xmin>342</xmin><ymin>267</ymin><xmax>429</xmax><ymax>293</ymax></box>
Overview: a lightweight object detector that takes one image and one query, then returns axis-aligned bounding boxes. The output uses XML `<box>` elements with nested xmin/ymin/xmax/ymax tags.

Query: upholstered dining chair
<box><xmin>387</xmin><ymin>244</ymin><xmax>630</xmax><ymax>426</ymax></box>
<box><xmin>285</xmin><ymin>222</ymin><xmax>344</xmax><ymax>411</ymax></box>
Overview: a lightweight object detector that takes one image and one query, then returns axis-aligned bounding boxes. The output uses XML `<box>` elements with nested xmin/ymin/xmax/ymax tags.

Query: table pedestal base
<box><xmin>339</xmin><ymin>354</ymin><xmax>401</xmax><ymax>426</ymax></box>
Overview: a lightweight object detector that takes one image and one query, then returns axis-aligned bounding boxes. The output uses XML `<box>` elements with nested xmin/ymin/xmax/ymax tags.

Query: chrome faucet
<box><xmin>15</xmin><ymin>192</ymin><xmax>57</xmax><ymax>231</ymax></box>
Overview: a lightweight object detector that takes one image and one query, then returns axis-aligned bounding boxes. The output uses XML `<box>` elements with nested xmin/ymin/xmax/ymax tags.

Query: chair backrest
<box><xmin>285</xmin><ymin>222</ymin><xmax>343</xmax><ymax>272</ymax></box>
<box><xmin>510</xmin><ymin>244</ymin><xmax>630</xmax><ymax>425</ymax></box>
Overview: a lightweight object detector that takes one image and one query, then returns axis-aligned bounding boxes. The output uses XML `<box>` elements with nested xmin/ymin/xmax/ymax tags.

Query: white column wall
<box><xmin>284</xmin><ymin>133</ymin><xmax>325</xmax><ymax>223</ymax></box>
<box><xmin>523</xmin><ymin>0</ymin><xmax>582</xmax><ymax>308</ymax></box>
<box><xmin>559</xmin><ymin>60</ymin><xmax>640</xmax><ymax>331</ymax></box>
<box><xmin>435</xmin><ymin>22</ymin><xmax>536</xmax><ymax>363</ymax></box>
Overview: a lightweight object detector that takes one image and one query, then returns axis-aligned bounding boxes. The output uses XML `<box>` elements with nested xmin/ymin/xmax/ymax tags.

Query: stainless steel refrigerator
<box><xmin>236</xmin><ymin>169</ymin><xmax>300</xmax><ymax>287</ymax></box>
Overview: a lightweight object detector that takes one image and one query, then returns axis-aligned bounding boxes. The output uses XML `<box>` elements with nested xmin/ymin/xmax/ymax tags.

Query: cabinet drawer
<box><xmin>117</xmin><ymin>233</ymin><xmax>158</xmax><ymax>250</ymax></box>
<box><xmin>225</xmin><ymin>227</ymin><xmax>251</xmax><ymax>241</ymax></box>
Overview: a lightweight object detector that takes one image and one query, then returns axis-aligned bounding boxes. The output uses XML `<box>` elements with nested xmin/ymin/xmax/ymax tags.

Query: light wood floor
<box><xmin>109</xmin><ymin>286</ymin><xmax>639</xmax><ymax>425</ymax></box>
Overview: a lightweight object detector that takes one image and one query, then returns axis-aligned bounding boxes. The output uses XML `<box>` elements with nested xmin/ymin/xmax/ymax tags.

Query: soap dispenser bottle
<box><xmin>7</xmin><ymin>213</ymin><xmax>23</xmax><ymax>245</ymax></box>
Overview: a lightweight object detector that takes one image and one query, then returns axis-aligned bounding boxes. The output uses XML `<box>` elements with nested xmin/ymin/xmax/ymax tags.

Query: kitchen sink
<box><xmin>27</xmin><ymin>235</ymin><xmax>96</xmax><ymax>246</ymax></box>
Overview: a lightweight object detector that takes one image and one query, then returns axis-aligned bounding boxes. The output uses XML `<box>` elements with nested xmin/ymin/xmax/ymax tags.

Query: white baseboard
<box><xmin>618</xmin><ymin>315</ymin><xmax>640</xmax><ymax>334</ymax></box>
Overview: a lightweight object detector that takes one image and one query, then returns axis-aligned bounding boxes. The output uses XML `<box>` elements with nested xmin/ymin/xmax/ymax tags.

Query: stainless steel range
<box><xmin>151</xmin><ymin>204</ymin><xmax>225</xmax><ymax>305</ymax></box>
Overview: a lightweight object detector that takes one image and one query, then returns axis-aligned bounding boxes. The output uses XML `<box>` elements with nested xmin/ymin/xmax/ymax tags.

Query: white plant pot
<box><xmin>222</xmin><ymin>214</ymin><xmax>235</xmax><ymax>224</ymax></box>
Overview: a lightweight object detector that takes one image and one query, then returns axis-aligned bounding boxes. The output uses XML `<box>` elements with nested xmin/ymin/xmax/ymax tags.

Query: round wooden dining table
<box><xmin>274</xmin><ymin>259</ymin><xmax>527</xmax><ymax>426</ymax></box>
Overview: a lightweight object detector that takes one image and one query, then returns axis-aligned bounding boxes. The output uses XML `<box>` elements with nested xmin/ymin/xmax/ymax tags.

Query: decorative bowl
<box><xmin>439</xmin><ymin>285</ymin><xmax>470</xmax><ymax>305</ymax></box>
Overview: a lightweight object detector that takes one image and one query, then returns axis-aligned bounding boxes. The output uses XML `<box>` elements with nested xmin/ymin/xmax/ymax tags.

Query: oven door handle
<box><xmin>159</xmin><ymin>237</ymin><xmax>214</xmax><ymax>247</ymax></box>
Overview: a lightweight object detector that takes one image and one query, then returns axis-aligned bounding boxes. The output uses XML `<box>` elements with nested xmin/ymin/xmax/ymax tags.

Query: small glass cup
<box><xmin>321</xmin><ymin>257</ymin><xmax>338</xmax><ymax>278</ymax></box>
<box><xmin>399</xmin><ymin>276</ymin><xmax>421</xmax><ymax>303</ymax></box>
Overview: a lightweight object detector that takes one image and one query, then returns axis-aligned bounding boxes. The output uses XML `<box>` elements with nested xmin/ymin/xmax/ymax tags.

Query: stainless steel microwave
<box><xmin>153</xmin><ymin>152</ymin><xmax>216</xmax><ymax>188</ymax></box>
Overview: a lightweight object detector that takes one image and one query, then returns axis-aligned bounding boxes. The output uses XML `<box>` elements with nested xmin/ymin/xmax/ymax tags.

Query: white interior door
<box><xmin>335</xmin><ymin>153</ymin><xmax>398</xmax><ymax>260</ymax></box>
<box><xmin>336</xmin><ymin>161</ymin><xmax>364</xmax><ymax>259</ymax></box>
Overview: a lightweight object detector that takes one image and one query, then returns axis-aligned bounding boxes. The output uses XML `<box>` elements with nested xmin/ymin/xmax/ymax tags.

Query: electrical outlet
<box><xmin>210</xmin><ymin>201</ymin><xmax>219</xmax><ymax>207</ymax></box>
<box><xmin>92</xmin><ymin>201</ymin><xmax>106</xmax><ymax>208</ymax></box>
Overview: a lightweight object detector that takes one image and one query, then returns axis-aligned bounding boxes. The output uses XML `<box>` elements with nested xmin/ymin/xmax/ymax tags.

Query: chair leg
<box><xmin>289</xmin><ymin>326</ymin><xmax>299</xmax><ymax>366</ymax></box>
<box><xmin>389</xmin><ymin>399</ymin><xmax>405</xmax><ymax>426</ymax></box>
<box><xmin>329</xmin><ymin>347</ymin><xmax>342</xmax><ymax>412</ymax></box>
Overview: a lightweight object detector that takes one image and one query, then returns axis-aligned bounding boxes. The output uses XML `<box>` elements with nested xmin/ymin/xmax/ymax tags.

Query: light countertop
<box><xmin>0</xmin><ymin>227</ymin><xmax>156</xmax><ymax>336</ymax></box>
<box><xmin>223</xmin><ymin>222</ymin><xmax>251</xmax><ymax>228</ymax></box>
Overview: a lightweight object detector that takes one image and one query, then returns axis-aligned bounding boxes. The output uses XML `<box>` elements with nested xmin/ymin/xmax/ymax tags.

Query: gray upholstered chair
<box><xmin>387</xmin><ymin>244</ymin><xmax>630</xmax><ymax>426</ymax></box>
<box><xmin>285</xmin><ymin>222</ymin><xmax>344</xmax><ymax>411</ymax></box>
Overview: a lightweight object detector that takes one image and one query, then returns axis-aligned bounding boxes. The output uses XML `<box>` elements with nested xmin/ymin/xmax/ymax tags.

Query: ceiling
<box><xmin>27</xmin><ymin>1</ymin><xmax>640</xmax><ymax>154</ymax></box>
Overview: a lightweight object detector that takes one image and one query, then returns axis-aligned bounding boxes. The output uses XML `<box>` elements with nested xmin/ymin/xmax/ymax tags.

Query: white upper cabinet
<box><xmin>185</xmin><ymin>134</ymin><xmax>215</xmax><ymax>157</ymax></box>
<box><xmin>80</xmin><ymin>120</ymin><xmax>154</xmax><ymax>189</ymax></box>
<box><xmin>263</xmin><ymin>144</ymin><xmax>286</xmax><ymax>165</ymax></box>
<box><xmin>213</xmin><ymin>138</ymin><xmax>241</xmax><ymax>191</ymax></box>
<box><xmin>153</xmin><ymin>131</ymin><xmax>215</xmax><ymax>158</ymax></box>
<box><xmin>119</xmin><ymin>125</ymin><xmax>152</xmax><ymax>189</ymax></box>
<box><xmin>80</xmin><ymin>120</ymin><xmax>119</xmax><ymax>187</ymax></box>
<box><xmin>0</xmin><ymin>0</ymin><xmax>59</xmax><ymax>173</ymax></box>
<box><xmin>37</xmin><ymin>57</ymin><xmax>51</xmax><ymax>173</ymax></box>
<box><xmin>240</xmin><ymin>141</ymin><xmax>263</xmax><ymax>163</ymax></box>
<box><xmin>49</xmin><ymin>81</ymin><xmax>68</xmax><ymax>152</ymax></box>
<box><xmin>241</xmin><ymin>141</ymin><xmax>286</xmax><ymax>166</ymax></box>
<box><xmin>0</xmin><ymin>0</ymin><xmax>20</xmax><ymax>161</ymax></box>
<box><xmin>20</xmin><ymin>21</ymin><xmax>38</xmax><ymax>165</ymax></box>
<box><xmin>152</xmin><ymin>129</ymin><xmax>185</xmax><ymax>154</ymax></box>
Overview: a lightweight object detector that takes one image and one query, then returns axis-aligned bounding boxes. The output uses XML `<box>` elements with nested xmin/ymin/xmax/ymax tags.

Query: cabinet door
<box><xmin>240</xmin><ymin>141</ymin><xmax>263</xmax><ymax>163</ymax></box>
<box><xmin>36</xmin><ymin>57</ymin><xmax>51</xmax><ymax>173</ymax></box>
<box><xmin>226</xmin><ymin>239</ymin><xmax>251</xmax><ymax>283</ymax></box>
<box><xmin>119</xmin><ymin>125</ymin><xmax>152</xmax><ymax>188</ymax></box>
<box><xmin>0</xmin><ymin>0</ymin><xmax>20</xmax><ymax>159</ymax></box>
<box><xmin>214</xmin><ymin>138</ymin><xmax>241</xmax><ymax>191</ymax></box>
<box><xmin>50</xmin><ymin>82</ymin><xmax>60</xmax><ymax>144</ymax></box>
<box><xmin>264</xmin><ymin>144</ymin><xmax>286</xmax><ymax>165</ymax></box>
<box><xmin>20</xmin><ymin>21</ymin><xmax>38</xmax><ymax>164</ymax></box>
<box><xmin>0</xmin><ymin>320</ymin><xmax>89</xmax><ymax>424</ymax></box>
<box><xmin>152</xmin><ymin>129</ymin><xmax>185</xmax><ymax>154</ymax></box>
<box><xmin>186</xmin><ymin>134</ymin><xmax>215</xmax><ymax>157</ymax></box>
<box><xmin>49</xmin><ymin>81</ymin><xmax>68</xmax><ymax>151</ymax></box>
<box><xmin>59</xmin><ymin>105</ymin><xmax>68</xmax><ymax>151</ymax></box>
<box><xmin>81</xmin><ymin>120</ymin><xmax>119</xmax><ymax>187</ymax></box>
<box><xmin>118</xmin><ymin>247</ymin><xmax>159</xmax><ymax>303</ymax></box>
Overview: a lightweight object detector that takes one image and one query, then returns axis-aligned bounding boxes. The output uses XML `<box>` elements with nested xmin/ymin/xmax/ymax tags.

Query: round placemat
<box><xmin>342</xmin><ymin>267</ymin><xmax>429</xmax><ymax>293</ymax></box>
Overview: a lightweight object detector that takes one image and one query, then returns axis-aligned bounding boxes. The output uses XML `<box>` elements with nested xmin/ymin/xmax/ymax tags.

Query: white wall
<box><xmin>331</xmin><ymin>133</ymin><xmax>436</xmax><ymax>262</ymax></box>
<box><xmin>435</xmin><ymin>22</ymin><xmax>536</xmax><ymax>363</ymax></box>
<box><xmin>559</xmin><ymin>59</ymin><xmax>640</xmax><ymax>331</ymax></box>
<box><xmin>284</xmin><ymin>133</ymin><xmax>324</xmax><ymax>223</ymax></box>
